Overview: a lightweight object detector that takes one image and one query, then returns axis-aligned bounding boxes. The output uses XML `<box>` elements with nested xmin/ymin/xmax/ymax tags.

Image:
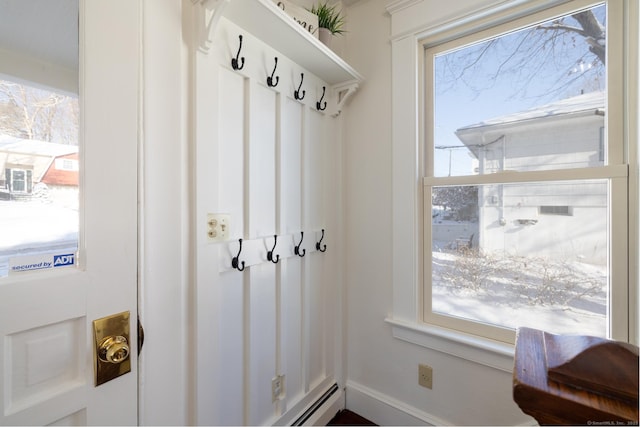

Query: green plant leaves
<box><xmin>309</xmin><ymin>2</ymin><xmax>346</xmax><ymax>35</ymax></box>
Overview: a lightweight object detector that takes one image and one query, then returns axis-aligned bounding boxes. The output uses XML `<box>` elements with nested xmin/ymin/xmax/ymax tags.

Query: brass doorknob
<box><xmin>98</xmin><ymin>335</ymin><xmax>130</xmax><ymax>364</ymax></box>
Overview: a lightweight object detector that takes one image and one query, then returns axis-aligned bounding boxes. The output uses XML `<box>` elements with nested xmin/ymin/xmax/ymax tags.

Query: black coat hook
<box><xmin>315</xmin><ymin>229</ymin><xmax>327</xmax><ymax>252</ymax></box>
<box><xmin>267</xmin><ymin>235</ymin><xmax>280</xmax><ymax>264</ymax></box>
<box><xmin>294</xmin><ymin>73</ymin><xmax>305</xmax><ymax>101</ymax></box>
<box><xmin>231</xmin><ymin>238</ymin><xmax>246</xmax><ymax>271</ymax></box>
<box><xmin>316</xmin><ymin>86</ymin><xmax>327</xmax><ymax>111</ymax></box>
<box><xmin>267</xmin><ymin>57</ymin><xmax>279</xmax><ymax>87</ymax></box>
<box><xmin>231</xmin><ymin>35</ymin><xmax>245</xmax><ymax>71</ymax></box>
<box><xmin>294</xmin><ymin>232</ymin><xmax>306</xmax><ymax>257</ymax></box>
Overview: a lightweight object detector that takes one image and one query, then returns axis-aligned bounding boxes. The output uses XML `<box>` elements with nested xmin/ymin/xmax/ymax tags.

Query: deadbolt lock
<box><xmin>93</xmin><ymin>311</ymin><xmax>131</xmax><ymax>386</ymax></box>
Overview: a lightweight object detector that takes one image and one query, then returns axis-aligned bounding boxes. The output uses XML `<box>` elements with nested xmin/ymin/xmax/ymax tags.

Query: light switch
<box><xmin>207</xmin><ymin>214</ymin><xmax>230</xmax><ymax>242</ymax></box>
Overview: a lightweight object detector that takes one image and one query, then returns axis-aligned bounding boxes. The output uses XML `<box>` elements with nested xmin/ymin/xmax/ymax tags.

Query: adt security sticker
<box><xmin>53</xmin><ymin>253</ymin><xmax>75</xmax><ymax>267</ymax></box>
<box><xmin>9</xmin><ymin>253</ymin><xmax>76</xmax><ymax>274</ymax></box>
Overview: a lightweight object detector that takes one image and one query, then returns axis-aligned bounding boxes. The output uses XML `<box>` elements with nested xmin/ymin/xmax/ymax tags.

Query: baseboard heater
<box><xmin>292</xmin><ymin>383</ymin><xmax>340</xmax><ymax>426</ymax></box>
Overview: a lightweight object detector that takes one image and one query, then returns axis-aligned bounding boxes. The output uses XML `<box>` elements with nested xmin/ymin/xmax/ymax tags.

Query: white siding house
<box><xmin>456</xmin><ymin>92</ymin><xmax>607</xmax><ymax>263</ymax></box>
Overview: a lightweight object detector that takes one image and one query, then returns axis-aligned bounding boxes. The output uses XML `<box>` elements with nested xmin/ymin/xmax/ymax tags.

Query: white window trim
<box><xmin>387</xmin><ymin>0</ymin><xmax>639</xmax><ymax>366</ymax></box>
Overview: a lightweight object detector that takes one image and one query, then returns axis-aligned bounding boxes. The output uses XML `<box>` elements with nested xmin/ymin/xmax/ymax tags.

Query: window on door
<box><xmin>423</xmin><ymin>0</ymin><xmax>629</xmax><ymax>343</ymax></box>
<box><xmin>0</xmin><ymin>80</ymin><xmax>79</xmax><ymax>277</ymax></box>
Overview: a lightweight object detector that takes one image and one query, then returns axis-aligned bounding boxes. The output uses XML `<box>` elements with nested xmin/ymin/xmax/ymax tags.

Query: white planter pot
<box><xmin>318</xmin><ymin>27</ymin><xmax>332</xmax><ymax>48</ymax></box>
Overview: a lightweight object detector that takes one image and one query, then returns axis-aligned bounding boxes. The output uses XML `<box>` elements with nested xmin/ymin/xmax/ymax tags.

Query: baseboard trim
<box><xmin>274</xmin><ymin>382</ymin><xmax>344</xmax><ymax>426</ymax></box>
<box><xmin>345</xmin><ymin>381</ymin><xmax>538</xmax><ymax>426</ymax></box>
<box><xmin>345</xmin><ymin>380</ymin><xmax>451</xmax><ymax>426</ymax></box>
<box><xmin>292</xmin><ymin>383</ymin><xmax>342</xmax><ymax>426</ymax></box>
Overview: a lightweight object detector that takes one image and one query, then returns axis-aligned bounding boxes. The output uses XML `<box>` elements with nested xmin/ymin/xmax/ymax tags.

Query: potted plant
<box><xmin>309</xmin><ymin>2</ymin><xmax>346</xmax><ymax>47</ymax></box>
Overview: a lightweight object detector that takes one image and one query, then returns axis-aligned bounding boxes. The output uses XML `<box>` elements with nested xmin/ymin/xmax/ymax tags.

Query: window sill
<box><xmin>385</xmin><ymin>317</ymin><xmax>515</xmax><ymax>372</ymax></box>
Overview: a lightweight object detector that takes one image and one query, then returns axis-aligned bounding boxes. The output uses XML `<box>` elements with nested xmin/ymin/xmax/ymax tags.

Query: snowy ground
<box><xmin>0</xmin><ymin>201</ymin><xmax>78</xmax><ymax>276</ymax></box>
<box><xmin>432</xmin><ymin>248</ymin><xmax>607</xmax><ymax>337</ymax></box>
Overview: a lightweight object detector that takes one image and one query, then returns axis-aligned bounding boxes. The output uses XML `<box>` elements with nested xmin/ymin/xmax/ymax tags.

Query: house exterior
<box><xmin>455</xmin><ymin>91</ymin><xmax>607</xmax><ymax>264</ymax></box>
<box><xmin>0</xmin><ymin>135</ymin><xmax>79</xmax><ymax>202</ymax></box>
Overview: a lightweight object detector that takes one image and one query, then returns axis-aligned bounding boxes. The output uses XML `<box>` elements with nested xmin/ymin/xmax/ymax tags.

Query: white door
<box><xmin>0</xmin><ymin>1</ymin><xmax>139</xmax><ymax>425</ymax></box>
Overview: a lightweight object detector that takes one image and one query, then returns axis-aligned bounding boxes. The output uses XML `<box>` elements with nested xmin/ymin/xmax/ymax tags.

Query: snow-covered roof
<box><xmin>0</xmin><ymin>134</ymin><xmax>78</xmax><ymax>157</ymax></box>
<box><xmin>456</xmin><ymin>91</ymin><xmax>605</xmax><ymax>133</ymax></box>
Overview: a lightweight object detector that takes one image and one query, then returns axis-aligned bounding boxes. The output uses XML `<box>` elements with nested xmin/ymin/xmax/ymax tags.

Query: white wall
<box><xmin>139</xmin><ymin>0</ymin><xmax>191</xmax><ymax>424</ymax></box>
<box><xmin>341</xmin><ymin>1</ymin><xmax>534</xmax><ymax>424</ymax></box>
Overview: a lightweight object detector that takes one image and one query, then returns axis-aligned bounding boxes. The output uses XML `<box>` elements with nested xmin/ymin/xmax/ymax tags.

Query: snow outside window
<box><xmin>0</xmin><ymin>80</ymin><xmax>79</xmax><ymax>278</ymax></box>
<box><xmin>423</xmin><ymin>0</ymin><xmax>630</xmax><ymax>343</ymax></box>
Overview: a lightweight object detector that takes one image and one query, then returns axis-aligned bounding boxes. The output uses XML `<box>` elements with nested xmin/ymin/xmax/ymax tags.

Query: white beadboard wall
<box><xmin>192</xmin><ymin>15</ymin><xmax>343</xmax><ymax>426</ymax></box>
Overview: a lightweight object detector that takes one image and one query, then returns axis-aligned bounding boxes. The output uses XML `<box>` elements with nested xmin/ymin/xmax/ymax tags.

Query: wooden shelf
<box><xmin>197</xmin><ymin>0</ymin><xmax>363</xmax><ymax>86</ymax></box>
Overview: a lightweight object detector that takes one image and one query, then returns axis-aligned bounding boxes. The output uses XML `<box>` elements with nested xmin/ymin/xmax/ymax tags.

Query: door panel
<box><xmin>0</xmin><ymin>1</ymin><xmax>139</xmax><ymax>425</ymax></box>
<box><xmin>2</xmin><ymin>290</ymin><xmax>86</xmax><ymax>426</ymax></box>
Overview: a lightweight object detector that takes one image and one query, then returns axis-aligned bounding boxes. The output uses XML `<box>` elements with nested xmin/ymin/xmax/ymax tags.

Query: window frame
<box><xmin>7</xmin><ymin>168</ymin><xmax>33</xmax><ymax>193</ymax></box>
<box><xmin>423</xmin><ymin>0</ymin><xmax>627</xmax><ymax>344</ymax></box>
<box><xmin>386</xmin><ymin>0</ymin><xmax>637</xmax><ymax>361</ymax></box>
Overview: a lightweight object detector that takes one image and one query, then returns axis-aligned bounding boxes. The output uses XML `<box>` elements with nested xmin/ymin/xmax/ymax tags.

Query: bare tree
<box><xmin>542</xmin><ymin>10</ymin><xmax>605</xmax><ymax>64</ymax></box>
<box><xmin>0</xmin><ymin>81</ymin><xmax>78</xmax><ymax>144</ymax></box>
<box><xmin>436</xmin><ymin>6</ymin><xmax>606</xmax><ymax>101</ymax></box>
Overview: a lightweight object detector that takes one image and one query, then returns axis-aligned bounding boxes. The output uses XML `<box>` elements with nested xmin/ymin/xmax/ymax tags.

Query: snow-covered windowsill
<box><xmin>385</xmin><ymin>317</ymin><xmax>515</xmax><ymax>372</ymax></box>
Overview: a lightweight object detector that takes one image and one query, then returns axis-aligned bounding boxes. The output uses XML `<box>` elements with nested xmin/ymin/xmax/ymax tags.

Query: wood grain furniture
<box><xmin>513</xmin><ymin>327</ymin><xmax>639</xmax><ymax>425</ymax></box>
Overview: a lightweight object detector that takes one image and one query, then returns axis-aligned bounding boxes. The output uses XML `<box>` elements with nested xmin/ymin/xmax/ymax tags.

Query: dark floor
<box><xmin>327</xmin><ymin>409</ymin><xmax>377</xmax><ymax>426</ymax></box>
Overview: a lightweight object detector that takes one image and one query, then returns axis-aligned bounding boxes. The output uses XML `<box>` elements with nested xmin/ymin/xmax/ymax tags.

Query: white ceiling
<box><xmin>0</xmin><ymin>0</ymin><xmax>78</xmax><ymax>85</ymax></box>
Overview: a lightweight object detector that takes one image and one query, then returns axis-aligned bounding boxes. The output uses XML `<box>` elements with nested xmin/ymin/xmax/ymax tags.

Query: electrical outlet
<box><xmin>207</xmin><ymin>213</ymin><xmax>230</xmax><ymax>242</ymax></box>
<box><xmin>419</xmin><ymin>364</ymin><xmax>433</xmax><ymax>389</ymax></box>
<box><xmin>272</xmin><ymin>374</ymin><xmax>285</xmax><ymax>402</ymax></box>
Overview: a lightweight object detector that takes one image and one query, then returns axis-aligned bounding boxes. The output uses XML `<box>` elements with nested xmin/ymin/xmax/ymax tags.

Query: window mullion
<box><xmin>424</xmin><ymin>164</ymin><xmax>628</xmax><ymax>187</ymax></box>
